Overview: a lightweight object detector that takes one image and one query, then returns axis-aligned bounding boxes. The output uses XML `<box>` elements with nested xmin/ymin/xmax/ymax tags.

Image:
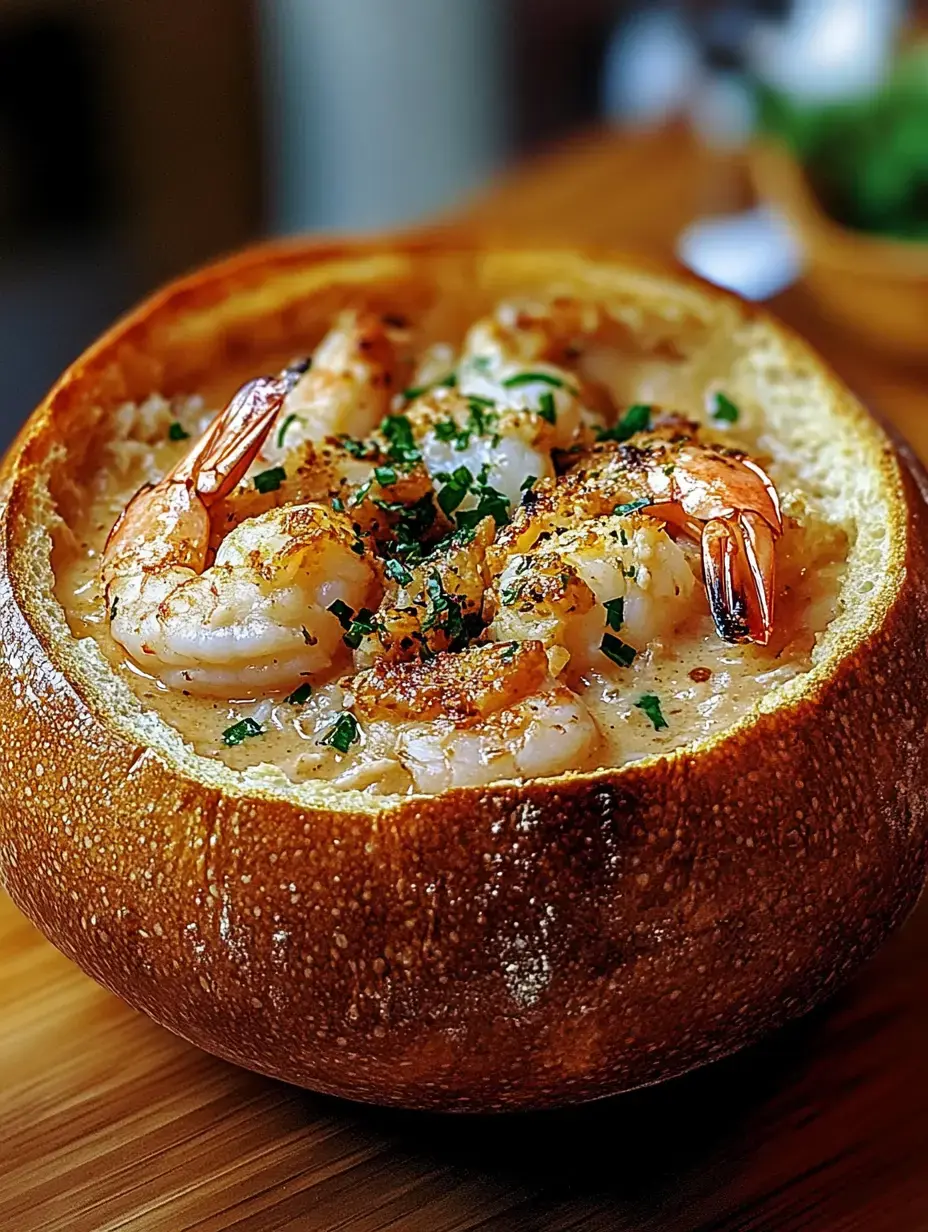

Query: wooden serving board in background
<box><xmin>5</xmin><ymin>126</ymin><xmax>928</xmax><ymax>1231</ymax></box>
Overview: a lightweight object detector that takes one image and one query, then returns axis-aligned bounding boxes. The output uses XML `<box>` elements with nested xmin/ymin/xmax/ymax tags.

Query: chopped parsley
<box><xmin>500</xmin><ymin>641</ymin><xmax>519</xmax><ymax>662</ymax></box>
<box><xmin>422</xmin><ymin>571</ymin><xmax>481</xmax><ymax>650</ymax></box>
<box><xmin>466</xmin><ymin>396</ymin><xmax>496</xmax><ymax>432</ymax></box>
<box><xmin>454</xmin><ymin>464</ymin><xmax>511</xmax><ymax>533</ymax></box>
<box><xmin>168</xmin><ymin>421</ymin><xmax>190</xmax><ymax>441</ymax></box>
<box><xmin>331</xmin><ymin>496</ymin><xmax>345</xmax><ymax>512</ymax></box>
<box><xmin>374</xmin><ymin>492</ymin><xmax>437</xmax><ymax>559</ymax></box>
<box><xmin>276</xmin><ymin>413</ymin><xmax>300</xmax><ymax>448</ymax></box>
<box><xmin>350</xmin><ymin>479</ymin><xmax>372</xmax><ymax>507</ymax></box>
<box><xmin>327</xmin><ymin>599</ymin><xmax>354</xmax><ymax>627</ymax></box>
<box><xmin>327</xmin><ymin>599</ymin><xmax>377</xmax><ymax>648</ymax></box>
<box><xmin>284</xmin><ymin>682</ymin><xmax>313</xmax><ymax>706</ymax></box>
<box><xmin>374</xmin><ymin>464</ymin><xmax>398</xmax><ymax>487</ymax></box>
<box><xmin>502</xmin><ymin>370</ymin><xmax>568</xmax><ymax>389</ymax></box>
<box><xmin>254</xmin><ymin>466</ymin><xmax>286</xmax><ymax>494</ymax></box>
<box><xmin>338</xmin><ymin>435</ymin><xmax>371</xmax><ymax>458</ymax></box>
<box><xmin>222</xmin><ymin>717</ymin><xmax>263</xmax><ymax>746</ymax></box>
<box><xmin>600</xmin><ymin>633</ymin><xmax>637</xmax><ymax>668</ymax></box>
<box><xmin>712</xmin><ymin>391</ymin><xmax>740</xmax><ymax>424</ymax></box>
<box><xmin>537</xmin><ymin>391</ymin><xmax>557</xmax><ymax>424</ymax></box>
<box><xmin>433</xmin><ymin>399</ymin><xmax>498</xmax><ymax>451</ymax></box>
<box><xmin>635</xmin><ymin>693</ymin><xmax>668</xmax><ymax>730</ymax></box>
<box><xmin>381</xmin><ymin>413</ymin><xmax>422</xmax><ymax>465</ymax></box>
<box><xmin>343</xmin><ymin>609</ymin><xmax>377</xmax><ymax>649</ymax></box>
<box><xmin>384</xmin><ymin>558</ymin><xmax>413</xmax><ymax>586</ymax></box>
<box><xmin>603</xmin><ymin>597</ymin><xmax>625</xmax><ymax>631</ymax></box>
<box><xmin>613</xmin><ymin>498</ymin><xmax>650</xmax><ymax>517</ymax></box>
<box><xmin>520</xmin><ymin>474</ymin><xmax>538</xmax><ymax>493</ymax></box>
<box><xmin>597</xmin><ymin>403</ymin><xmax>652</xmax><ymax>443</ymax></box>
<box><xmin>319</xmin><ymin>712</ymin><xmax>360</xmax><ymax>754</ymax></box>
<box><xmin>435</xmin><ymin>465</ymin><xmax>473</xmax><ymax>516</ymax></box>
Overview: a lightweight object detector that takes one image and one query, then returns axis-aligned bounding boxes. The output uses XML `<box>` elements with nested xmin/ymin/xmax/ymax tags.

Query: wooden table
<box><xmin>4</xmin><ymin>125</ymin><xmax>928</xmax><ymax>1232</ymax></box>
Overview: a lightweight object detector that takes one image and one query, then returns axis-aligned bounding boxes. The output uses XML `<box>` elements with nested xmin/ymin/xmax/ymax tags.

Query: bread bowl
<box><xmin>1</xmin><ymin>239</ymin><xmax>927</xmax><ymax>1112</ymax></box>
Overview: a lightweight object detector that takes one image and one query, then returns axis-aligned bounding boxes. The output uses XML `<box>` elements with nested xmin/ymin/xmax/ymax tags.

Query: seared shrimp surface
<box><xmin>352</xmin><ymin>641</ymin><xmax>600</xmax><ymax>792</ymax></box>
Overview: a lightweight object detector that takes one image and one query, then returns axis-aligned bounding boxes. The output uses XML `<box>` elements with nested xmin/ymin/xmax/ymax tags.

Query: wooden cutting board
<box><xmin>5</xmin><ymin>125</ymin><xmax>928</xmax><ymax>1232</ymax></box>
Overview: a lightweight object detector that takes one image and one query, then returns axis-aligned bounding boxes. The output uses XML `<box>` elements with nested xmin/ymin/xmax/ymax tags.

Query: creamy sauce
<box><xmin>53</xmin><ymin>352</ymin><xmax>848</xmax><ymax>798</ymax></box>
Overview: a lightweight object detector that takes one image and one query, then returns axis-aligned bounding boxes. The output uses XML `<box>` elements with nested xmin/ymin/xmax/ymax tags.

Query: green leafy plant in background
<box><xmin>757</xmin><ymin>45</ymin><xmax>928</xmax><ymax>241</ymax></box>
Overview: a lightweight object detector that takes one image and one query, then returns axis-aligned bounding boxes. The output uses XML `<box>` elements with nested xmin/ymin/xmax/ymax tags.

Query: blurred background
<box><xmin>2</xmin><ymin>0</ymin><xmax>927</xmax><ymax>442</ymax></box>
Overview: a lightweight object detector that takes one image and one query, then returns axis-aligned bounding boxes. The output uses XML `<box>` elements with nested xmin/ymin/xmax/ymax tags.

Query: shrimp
<box><xmin>261</xmin><ymin>309</ymin><xmax>411</xmax><ymax>460</ymax></box>
<box><xmin>103</xmin><ymin>373</ymin><xmax>379</xmax><ymax>696</ymax></box>
<box><xmin>461</xmin><ymin>296</ymin><xmax>607</xmax><ymax>369</ymax></box>
<box><xmin>456</xmin><ymin>296</ymin><xmax>614</xmax><ymax>447</ymax></box>
<box><xmin>351</xmin><ymin>641</ymin><xmax>601</xmax><ymax>792</ymax></box>
<box><xmin>487</xmin><ymin>512</ymin><xmax>697</xmax><ymax>676</ymax></box>
<box><xmin>403</xmin><ymin>387</ymin><xmax>556</xmax><ymax>511</ymax></box>
<box><xmin>495</xmin><ymin>415</ymin><xmax>783</xmax><ymax>646</ymax></box>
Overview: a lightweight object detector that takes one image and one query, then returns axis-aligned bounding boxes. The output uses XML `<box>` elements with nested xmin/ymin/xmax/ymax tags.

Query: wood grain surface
<box><xmin>4</xmin><ymin>124</ymin><xmax>928</xmax><ymax>1232</ymax></box>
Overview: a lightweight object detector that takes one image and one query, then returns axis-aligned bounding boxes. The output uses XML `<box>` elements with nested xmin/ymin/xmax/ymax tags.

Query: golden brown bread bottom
<box><xmin>0</xmin><ymin>239</ymin><xmax>927</xmax><ymax>1111</ymax></box>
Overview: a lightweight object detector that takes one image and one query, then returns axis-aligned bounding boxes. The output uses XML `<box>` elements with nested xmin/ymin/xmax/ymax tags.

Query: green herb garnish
<box><xmin>422</xmin><ymin>571</ymin><xmax>481</xmax><ymax>650</ymax></box>
<box><xmin>222</xmin><ymin>717</ymin><xmax>263</xmax><ymax>746</ymax></box>
<box><xmin>381</xmin><ymin>413</ymin><xmax>422</xmax><ymax>465</ymax></box>
<box><xmin>454</xmin><ymin>463</ymin><xmax>511</xmax><ymax>533</ymax></box>
<box><xmin>600</xmin><ymin>633</ymin><xmax>637</xmax><ymax>668</ymax></box>
<box><xmin>319</xmin><ymin>712</ymin><xmax>360</xmax><ymax>754</ymax></box>
<box><xmin>384</xmin><ymin>558</ymin><xmax>413</xmax><ymax>586</ymax></box>
<box><xmin>109</xmin><ymin>595</ymin><xmax>119</xmax><ymax>621</ymax></box>
<box><xmin>327</xmin><ymin>599</ymin><xmax>354</xmax><ymax>628</ymax></box>
<box><xmin>520</xmin><ymin>474</ymin><xmax>538</xmax><ymax>493</ymax></box>
<box><xmin>276</xmin><ymin>412</ymin><xmax>300</xmax><ymax>448</ymax></box>
<box><xmin>597</xmin><ymin>403</ymin><xmax>653</xmax><ymax>443</ymax></box>
<box><xmin>168</xmin><ymin>421</ymin><xmax>190</xmax><ymax>441</ymax></box>
<box><xmin>338</xmin><ymin>435</ymin><xmax>371</xmax><ymax>458</ymax></box>
<box><xmin>613</xmin><ymin>498</ymin><xmax>650</xmax><ymax>517</ymax></box>
<box><xmin>435</xmin><ymin>465</ymin><xmax>473</xmax><ymax>517</ymax></box>
<box><xmin>328</xmin><ymin>599</ymin><xmax>377</xmax><ymax>650</ymax></box>
<box><xmin>604</xmin><ymin>597</ymin><xmax>625</xmax><ymax>631</ymax></box>
<box><xmin>434</xmin><ymin>420</ymin><xmax>458</xmax><ymax>442</ymax></box>
<box><xmin>350</xmin><ymin>480</ymin><xmax>373</xmax><ymax>507</ymax></box>
<box><xmin>285</xmin><ymin>683</ymin><xmax>313</xmax><ymax>706</ymax></box>
<box><xmin>537</xmin><ymin>391</ymin><xmax>557</xmax><ymax>424</ymax></box>
<box><xmin>712</xmin><ymin>392</ymin><xmax>740</xmax><ymax>424</ymax></box>
<box><xmin>502</xmin><ymin>371</ymin><xmax>568</xmax><ymax>389</ymax></box>
<box><xmin>374</xmin><ymin>492</ymin><xmax>437</xmax><ymax>560</ymax></box>
<box><xmin>500</xmin><ymin>641</ymin><xmax>519</xmax><ymax>662</ymax></box>
<box><xmin>635</xmin><ymin>693</ymin><xmax>668</xmax><ymax>730</ymax></box>
<box><xmin>254</xmin><ymin>466</ymin><xmax>286</xmax><ymax>494</ymax></box>
<box><xmin>374</xmin><ymin>464</ymin><xmax>398</xmax><ymax>487</ymax></box>
<box><xmin>342</xmin><ymin>608</ymin><xmax>377</xmax><ymax>650</ymax></box>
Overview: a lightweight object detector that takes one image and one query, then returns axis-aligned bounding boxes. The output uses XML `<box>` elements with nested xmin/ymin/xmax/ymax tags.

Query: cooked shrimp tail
<box><xmin>702</xmin><ymin>511</ymin><xmax>776</xmax><ymax>644</ymax></box>
<box><xmin>172</xmin><ymin>373</ymin><xmax>293</xmax><ymax>500</ymax></box>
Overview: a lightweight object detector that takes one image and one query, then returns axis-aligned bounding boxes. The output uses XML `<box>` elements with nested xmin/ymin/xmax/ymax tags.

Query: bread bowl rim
<box><xmin>2</xmin><ymin>235</ymin><xmax>907</xmax><ymax>814</ymax></box>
